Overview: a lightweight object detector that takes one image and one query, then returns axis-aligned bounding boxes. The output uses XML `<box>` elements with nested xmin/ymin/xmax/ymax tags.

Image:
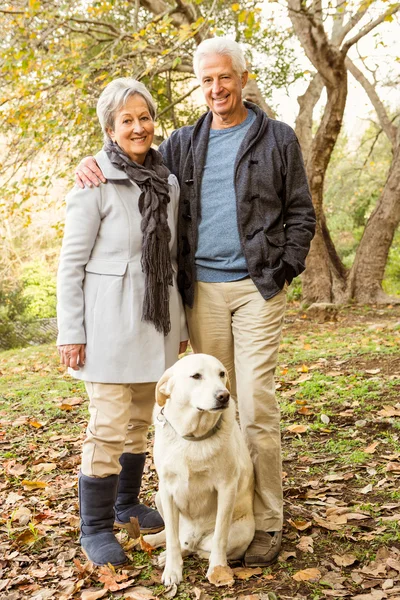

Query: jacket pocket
<box><xmin>262</xmin><ymin>228</ymin><xmax>286</xmax><ymax>268</ymax></box>
<box><xmin>85</xmin><ymin>259</ymin><xmax>128</xmax><ymax>276</ymax></box>
<box><xmin>265</xmin><ymin>229</ymin><xmax>286</xmax><ymax>247</ymax></box>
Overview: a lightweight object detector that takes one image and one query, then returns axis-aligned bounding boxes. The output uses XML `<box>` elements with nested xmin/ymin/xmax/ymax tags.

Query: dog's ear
<box><xmin>155</xmin><ymin>367</ymin><xmax>174</xmax><ymax>406</ymax></box>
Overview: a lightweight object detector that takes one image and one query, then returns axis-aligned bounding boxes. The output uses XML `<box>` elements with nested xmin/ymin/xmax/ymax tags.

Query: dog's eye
<box><xmin>190</xmin><ymin>373</ymin><xmax>202</xmax><ymax>380</ymax></box>
<box><xmin>219</xmin><ymin>371</ymin><xmax>225</xmax><ymax>378</ymax></box>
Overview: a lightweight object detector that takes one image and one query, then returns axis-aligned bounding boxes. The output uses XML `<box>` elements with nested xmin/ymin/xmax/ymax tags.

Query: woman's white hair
<box><xmin>97</xmin><ymin>78</ymin><xmax>156</xmax><ymax>141</ymax></box>
<box><xmin>193</xmin><ymin>37</ymin><xmax>247</xmax><ymax>80</ymax></box>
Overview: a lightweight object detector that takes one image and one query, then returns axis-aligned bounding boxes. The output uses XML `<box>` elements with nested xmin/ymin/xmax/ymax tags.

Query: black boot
<box><xmin>78</xmin><ymin>472</ymin><xmax>127</xmax><ymax>566</ymax></box>
<box><xmin>114</xmin><ymin>453</ymin><xmax>164</xmax><ymax>534</ymax></box>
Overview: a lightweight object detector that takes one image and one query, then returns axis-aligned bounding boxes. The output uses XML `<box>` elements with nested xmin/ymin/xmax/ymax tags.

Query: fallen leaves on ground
<box><xmin>207</xmin><ymin>565</ymin><xmax>235</xmax><ymax>586</ymax></box>
<box><xmin>292</xmin><ymin>567</ymin><xmax>321</xmax><ymax>582</ymax></box>
<box><xmin>2</xmin><ymin>307</ymin><xmax>400</xmax><ymax>599</ymax></box>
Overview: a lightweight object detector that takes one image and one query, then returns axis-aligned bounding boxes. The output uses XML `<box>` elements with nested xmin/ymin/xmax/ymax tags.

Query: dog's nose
<box><xmin>215</xmin><ymin>390</ymin><xmax>230</xmax><ymax>406</ymax></box>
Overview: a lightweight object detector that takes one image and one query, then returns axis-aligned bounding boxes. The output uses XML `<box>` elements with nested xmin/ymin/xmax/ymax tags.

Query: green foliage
<box><xmin>0</xmin><ymin>281</ymin><xmax>32</xmax><ymax>349</ymax></box>
<box><xmin>21</xmin><ymin>261</ymin><xmax>57</xmax><ymax>319</ymax></box>
<box><xmin>0</xmin><ymin>261</ymin><xmax>57</xmax><ymax>349</ymax></box>
<box><xmin>324</xmin><ymin>119</ymin><xmax>400</xmax><ymax>293</ymax></box>
<box><xmin>383</xmin><ymin>230</ymin><xmax>400</xmax><ymax>295</ymax></box>
<box><xmin>0</xmin><ymin>282</ymin><xmax>29</xmax><ymax>322</ymax></box>
<box><xmin>325</xmin><ymin>124</ymin><xmax>392</xmax><ymax>264</ymax></box>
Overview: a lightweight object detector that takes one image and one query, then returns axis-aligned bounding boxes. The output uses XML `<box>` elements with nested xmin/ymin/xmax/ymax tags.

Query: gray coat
<box><xmin>57</xmin><ymin>150</ymin><xmax>188</xmax><ymax>384</ymax></box>
<box><xmin>159</xmin><ymin>102</ymin><xmax>316</xmax><ymax>307</ymax></box>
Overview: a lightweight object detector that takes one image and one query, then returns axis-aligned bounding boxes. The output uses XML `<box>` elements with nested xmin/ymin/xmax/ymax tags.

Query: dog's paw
<box><xmin>157</xmin><ymin>550</ymin><xmax>167</xmax><ymax>568</ymax></box>
<box><xmin>162</xmin><ymin>564</ymin><xmax>183</xmax><ymax>586</ymax></box>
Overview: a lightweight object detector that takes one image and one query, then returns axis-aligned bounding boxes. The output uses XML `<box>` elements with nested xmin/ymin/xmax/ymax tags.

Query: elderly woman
<box><xmin>57</xmin><ymin>78</ymin><xmax>188</xmax><ymax>567</ymax></box>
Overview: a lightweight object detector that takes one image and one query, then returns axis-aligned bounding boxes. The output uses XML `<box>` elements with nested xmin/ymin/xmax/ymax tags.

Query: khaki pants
<box><xmin>82</xmin><ymin>382</ymin><xmax>156</xmax><ymax>478</ymax></box>
<box><xmin>186</xmin><ymin>279</ymin><xmax>286</xmax><ymax>532</ymax></box>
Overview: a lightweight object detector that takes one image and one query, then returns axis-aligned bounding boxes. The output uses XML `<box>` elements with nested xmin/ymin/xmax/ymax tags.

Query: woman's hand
<box><xmin>179</xmin><ymin>341</ymin><xmax>189</xmax><ymax>355</ymax></box>
<box><xmin>58</xmin><ymin>344</ymin><xmax>86</xmax><ymax>370</ymax></box>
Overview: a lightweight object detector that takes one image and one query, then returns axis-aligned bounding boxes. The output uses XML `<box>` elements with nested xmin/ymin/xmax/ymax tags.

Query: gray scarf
<box><xmin>104</xmin><ymin>139</ymin><xmax>172</xmax><ymax>336</ymax></box>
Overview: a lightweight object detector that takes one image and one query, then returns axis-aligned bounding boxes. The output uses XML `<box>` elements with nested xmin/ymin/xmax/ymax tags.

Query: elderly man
<box><xmin>75</xmin><ymin>37</ymin><xmax>316</xmax><ymax>566</ymax></box>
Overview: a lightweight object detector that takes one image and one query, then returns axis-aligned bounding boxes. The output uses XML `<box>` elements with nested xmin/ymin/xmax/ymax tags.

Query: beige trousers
<box><xmin>82</xmin><ymin>381</ymin><xmax>156</xmax><ymax>477</ymax></box>
<box><xmin>186</xmin><ymin>279</ymin><xmax>286</xmax><ymax>532</ymax></box>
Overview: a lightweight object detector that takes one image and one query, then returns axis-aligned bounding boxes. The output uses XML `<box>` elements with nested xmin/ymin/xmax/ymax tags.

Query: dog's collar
<box><xmin>157</xmin><ymin>407</ymin><xmax>224</xmax><ymax>442</ymax></box>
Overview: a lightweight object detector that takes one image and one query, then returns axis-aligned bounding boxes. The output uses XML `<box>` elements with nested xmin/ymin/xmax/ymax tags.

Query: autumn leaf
<box><xmin>232</xmin><ymin>566</ymin><xmax>262</xmax><ymax>580</ymax></box>
<box><xmin>11</xmin><ymin>506</ymin><xmax>32</xmax><ymax>525</ymax></box>
<box><xmin>378</xmin><ymin>405</ymin><xmax>400</xmax><ymax>417</ymax></box>
<box><xmin>292</xmin><ymin>567</ymin><xmax>321</xmax><ymax>582</ymax></box>
<box><xmin>21</xmin><ymin>479</ymin><xmax>47</xmax><ymax>490</ymax></box>
<box><xmin>97</xmin><ymin>565</ymin><xmax>128</xmax><ymax>591</ymax></box>
<box><xmin>81</xmin><ymin>589</ymin><xmax>107</xmax><ymax>600</ymax></box>
<box><xmin>313</xmin><ymin>515</ymin><xmax>343</xmax><ymax>530</ymax></box>
<box><xmin>58</xmin><ymin>396</ymin><xmax>84</xmax><ymax>410</ymax></box>
<box><xmin>296</xmin><ymin>536</ymin><xmax>314</xmax><ymax>553</ymax></box>
<box><xmin>332</xmin><ymin>553</ymin><xmax>357</xmax><ymax>566</ymax></box>
<box><xmin>386</xmin><ymin>462</ymin><xmax>400</xmax><ymax>472</ymax></box>
<box><xmin>360</xmin><ymin>483</ymin><xmax>373</xmax><ymax>494</ymax></box>
<box><xmin>207</xmin><ymin>565</ymin><xmax>234</xmax><ymax>586</ymax></box>
<box><xmin>32</xmin><ymin>462</ymin><xmax>57</xmax><ymax>473</ymax></box>
<box><xmin>364</xmin><ymin>441</ymin><xmax>379</xmax><ymax>453</ymax></box>
<box><xmin>121</xmin><ymin>586</ymin><xmax>156</xmax><ymax>599</ymax></box>
<box><xmin>139</xmin><ymin>534</ymin><xmax>155</xmax><ymax>555</ymax></box>
<box><xmin>287</xmin><ymin>424</ymin><xmax>308</xmax><ymax>434</ymax></box>
<box><xmin>28</xmin><ymin>418</ymin><xmax>46</xmax><ymax>428</ymax></box>
<box><xmin>288</xmin><ymin>518</ymin><xmax>312</xmax><ymax>531</ymax></box>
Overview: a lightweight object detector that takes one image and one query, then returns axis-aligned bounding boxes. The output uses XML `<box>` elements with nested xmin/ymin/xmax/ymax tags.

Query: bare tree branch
<box><xmin>157</xmin><ymin>84</ymin><xmax>200</xmax><ymax>118</ymax></box>
<box><xmin>346</xmin><ymin>56</ymin><xmax>397</xmax><ymax>147</ymax></box>
<box><xmin>295</xmin><ymin>72</ymin><xmax>324</xmax><ymax>163</ymax></box>
<box><xmin>342</xmin><ymin>4</ymin><xmax>400</xmax><ymax>54</ymax></box>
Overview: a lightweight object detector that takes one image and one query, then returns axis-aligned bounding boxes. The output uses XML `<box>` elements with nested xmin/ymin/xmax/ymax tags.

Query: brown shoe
<box><xmin>244</xmin><ymin>530</ymin><xmax>282</xmax><ymax>567</ymax></box>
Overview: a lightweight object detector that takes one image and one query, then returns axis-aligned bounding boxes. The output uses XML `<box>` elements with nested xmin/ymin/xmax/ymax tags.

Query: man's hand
<box><xmin>75</xmin><ymin>157</ymin><xmax>106</xmax><ymax>189</ymax></box>
<box><xmin>179</xmin><ymin>341</ymin><xmax>189</xmax><ymax>355</ymax></box>
<box><xmin>58</xmin><ymin>344</ymin><xmax>86</xmax><ymax>370</ymax></box>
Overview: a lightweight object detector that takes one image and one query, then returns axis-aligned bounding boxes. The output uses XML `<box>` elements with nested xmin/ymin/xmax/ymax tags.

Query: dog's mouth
<box><xmin>196</xmin><ymin>405</ymin><xmax>229</xmax><ymax>412</ymax></box>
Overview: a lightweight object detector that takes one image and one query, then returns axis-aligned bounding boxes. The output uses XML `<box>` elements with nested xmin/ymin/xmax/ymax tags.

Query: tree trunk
<box><xmin>295</xmin><ymin>73</ymin><xmax>324</xmax><ymax>165</ymax></box>
<box><xmin>302</xmin><ymin>74</ymin><xmax>349</xmax><ymax>303</ymax></box>
<box><xmin>347</xmin><ymin>132</ymin><xmax>400</xmax><ymax>303</ymax></box>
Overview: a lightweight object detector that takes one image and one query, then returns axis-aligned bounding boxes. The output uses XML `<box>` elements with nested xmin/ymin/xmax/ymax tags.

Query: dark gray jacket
<box><xmin>159</xmin><ymin>102</ymin><xmax>316</xmax><ymax>308</ymax></box>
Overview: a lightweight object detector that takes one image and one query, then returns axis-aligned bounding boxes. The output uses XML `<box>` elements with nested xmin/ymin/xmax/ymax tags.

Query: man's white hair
<box><xmin>193</xmin><ymin>37</ymin><xmax>247</xmax><ymax>80</ymax></box>
<box><xmin>96</xmin><ymin>78</ymin><xmax>156</xmax><ymax>142</ymax></box>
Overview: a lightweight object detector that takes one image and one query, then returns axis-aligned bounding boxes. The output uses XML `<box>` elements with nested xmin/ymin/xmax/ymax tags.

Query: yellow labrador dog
<box><xmin>144</xmin><ymin>354</ymin><xmax>255</xmax><ymax>586</ymax></box>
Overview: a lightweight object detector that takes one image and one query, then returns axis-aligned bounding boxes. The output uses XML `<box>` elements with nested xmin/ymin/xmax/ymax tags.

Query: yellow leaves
<box><xmin>292</xmin><ymin>568</ymin><xmax>321</xmax><ymax>582</ymax></box>
<box><xmin>28</xmin><ymin>0</ymin><xmax>41</xmax><ymax>12</ymax></box>
<box><xmin>21</xmin><ymin>479</ymin><xmax>47</xmax><ymax>490</ymax></box>
<box><xmin>14</xmin><ymin>528</ymin><xmax>38</xmax><ymax>546</ymax></box>
<box><xmin>231</xmin><ymin>3</ymin><xmax>240</xmax><ymax>11</ymax></box>
<box><xmin>28</xmin><ymin>418</ymin><xmax>45</xmax><ymax>428</ymax></box>
<box><xmin>231</xmin><ymin>566</ymin><xmax>262</xmax><ymax>580</ymax></box>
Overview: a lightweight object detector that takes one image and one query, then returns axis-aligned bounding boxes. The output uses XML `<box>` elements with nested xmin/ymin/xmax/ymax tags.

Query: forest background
<box><xmin>0</xmin><ymin>0</ymin><xmax>400</xmax><ymax>349</ymax></box>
